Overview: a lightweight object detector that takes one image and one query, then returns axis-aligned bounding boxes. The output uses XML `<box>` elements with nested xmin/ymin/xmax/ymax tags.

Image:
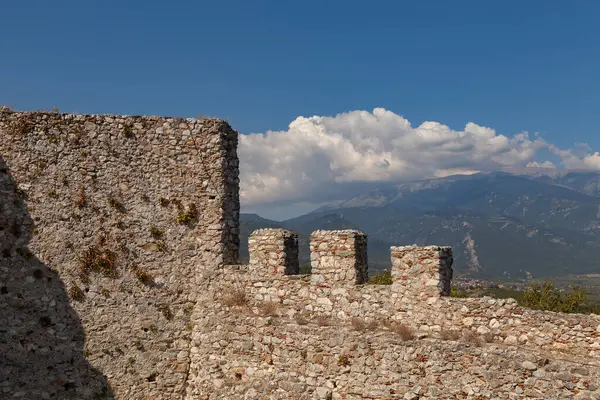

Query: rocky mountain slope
<box><xmin>241</xmin><ymin>171</ymin><xmax>600</xmax><ymax>279</ymax></box>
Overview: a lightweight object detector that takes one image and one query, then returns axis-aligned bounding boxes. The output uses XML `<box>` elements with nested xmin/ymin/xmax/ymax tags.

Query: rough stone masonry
<box><xmin>3</xmin><ymin>108</ymin><xmax>600</xmax><ymax>400</ymax></box>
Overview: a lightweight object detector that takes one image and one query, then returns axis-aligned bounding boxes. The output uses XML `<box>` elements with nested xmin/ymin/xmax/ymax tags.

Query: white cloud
<box><xmin>238</xmin><ymin>108</ymin><xmax>598</xmax><ymax>216</ymax></box>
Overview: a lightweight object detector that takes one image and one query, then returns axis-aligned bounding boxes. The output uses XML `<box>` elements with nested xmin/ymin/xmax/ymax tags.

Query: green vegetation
<box><xmin>299</xmin><ymin>264</ymin><xmax>311</xmax><ymax>274</ymax></box>
<box><xmin>79</xmin><ymin>245</ymin><xmax>118</xmax><ymax>280</ymax></box>
<box><xmin>450</xmin><ymin>280</ymin><xmax>600</xmax><ymax>314</ymax></box>
<box><xmin>135</xmin><ymin>268</ymin><xmax>154</xmax><ymax>285</ymax></box>
<box><xmin>368</xmin><ymin>269</ymin><xmax>393</xmax><ymax>285</ymax></box>
<box><xmin>521</xmin><ymin>281</ymin><xmax>587</xmax><ymax>313</ymax></box>
<box><xmin>148</xmin><ymin>226</ymin><xmax>164</xmax><ymax>239</ymax></box>
<box><xmin>337</xmin><ymin>354</ymin><xmax>351</xmax><ymax>367</ymax></box>
<box><xmin>176</xmin><ymin>203</ymin><xmax>198</xmax><ymax>225</ymax></box>
<box><xmin>69</xmin><ymin>283</ymin><xmax>85</xmax><ymax>301</ymax></box>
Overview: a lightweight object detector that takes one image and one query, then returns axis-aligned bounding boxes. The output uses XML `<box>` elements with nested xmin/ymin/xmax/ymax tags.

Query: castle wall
<box><xmin>185</xmin><ymin>228</ymin><xmax>600</xmax><ymax>399</ymax></box>
<box><xmin>0</xmin><ymin>109</ymin><xmax>239</xmax><ymax>399</ymax></box>
<box><xmin>4</xmin><ymin>106</ymin><xmax>600</xmax><ymax>399</ymax></box>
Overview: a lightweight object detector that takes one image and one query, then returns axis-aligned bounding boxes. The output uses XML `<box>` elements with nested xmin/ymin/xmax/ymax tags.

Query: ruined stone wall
<box><xmin>0</xmin><ymin>109</ymin><xmax>239</xmax><ymax>399</ymax></box>
<box><xmin>186</xmin><ymin>228</ymin><xmax>600</xmax><ymax>399</ymax></box>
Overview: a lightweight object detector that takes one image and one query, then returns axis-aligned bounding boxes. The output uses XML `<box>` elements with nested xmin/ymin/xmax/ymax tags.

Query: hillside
<box><xmin>241</xmin><ymin>170</ymin><xmax>600</xmax><ymax>279</ymax></box>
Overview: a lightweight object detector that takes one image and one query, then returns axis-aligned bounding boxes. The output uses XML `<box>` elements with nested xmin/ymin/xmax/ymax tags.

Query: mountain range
<box><xmin>240</xmin><ymin>170</ymin><xmax>600</xmax><ymax>280</ymax></box>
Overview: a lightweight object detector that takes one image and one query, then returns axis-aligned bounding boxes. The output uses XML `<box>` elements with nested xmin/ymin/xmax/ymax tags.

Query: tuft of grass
<box><xmin>69</xmin><ymin>283</ymin><xmax>85</xmax><ymax>301</ymax></box>
<box><xmin>156</xmin><ymin>240</ymin><xmax>167</xmax><ymax>252</ymax></box>
<box><xmin>387</xmin><ymin>321</ymin><xmax>414</xmax><ymax>341</ymax></box>
<box><xmin>148</xmin><ymin>226</ymin><xmax>163</xmax><ymax>239</ymax></box>
<box><xmin>123</xmin><ymin>124</ymin><xmax>135</xmax><ymax>138</ymax></box>
<box><xmin>258</xmin><ymin>302</ymin><xmax>279</xmax><ymax>317</ymax></box>
<box><xmin>295</xmin><ymin>313</ymin><xmax>309</xmax><ymax>325</ymax></box>
<box><xmin>135</xmin><ymin>268</ymin><xmax>154</xmax><ymax>285</ymax></box>
<box><xmin>108</xmin><ymin>197</ymin><xmax>125</xmax><ymax>213</ymax></box>
<box><xmin>176</xmin><ymin>203</ymin><xmax>199</xmax><ymax>225</ymax></box>
<box><xmin>440</xmin><ymin>329</ymin><xmax>462</xmax><ymax>341</ymax></box>
<box><xmin>79</xmin><ymin>245</ymin><xmax>118</xmax><ymax>279</ymax></box>
<box><xmin>223</xmin><ymin>289</ymin><xmax>247</xmax><ymax>307</ymax></box>
<box><xmin>158</xmin><ymin>197</ymin><xmax>170</xmax><ymax>207</ymax></box>
<box><xmin>47</xmin><ymin>189</ymin><xmax>58</xmax><ymax>198</ymax></box>
<box><xmin>76</xmin><ymin>186</ymin><xmax>86</xmax><ymax>208</ymax></box>
<box><xmin>351</xmin><ymin>317</ymin><xmax>366</xmax><ymax>331</ymax></box>
<box><xmin>368</xmin><ymin>270</ymin><xmax>393</xmax><ymax>285</ymax></box>
<box><xmin>338</xmin><ymin>354</ymin><xmax>351</xmax><ymax>367</ymax></box>
<box><xmin>462</xmin><ymin>330</ymin><xmax>482</xmax><ymax>347</ymax></box>
<box><xmin>157</xmin><ymin>304</ymin><xmax>174</xmax><ymax>320</ymax></box>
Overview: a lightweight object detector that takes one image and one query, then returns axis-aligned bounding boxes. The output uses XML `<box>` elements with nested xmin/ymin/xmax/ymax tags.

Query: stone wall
<box><xmin>4</xmin><ymin>107</ymin><xmax>600</xmax><ymax>399</ymax></box>
<box><xmin>0</xmin><ymin>109</ymin><xmax>239</xmax><ymax>399</ymax></box>
<box><xmin>310</xmin><ymin>230</ymin><xmax>368</xmax><ymax>285</ymax></box>
<box><xmin>185</xmin><ymin>228</ymin><xmax>600</xmax><ymax>399</ymax></box>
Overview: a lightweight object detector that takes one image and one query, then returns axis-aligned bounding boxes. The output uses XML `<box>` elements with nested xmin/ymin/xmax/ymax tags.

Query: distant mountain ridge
<box><xmin>241</xmin><ymin>170</ymin><xmax>600</xmax><ymax>279</ymax></box>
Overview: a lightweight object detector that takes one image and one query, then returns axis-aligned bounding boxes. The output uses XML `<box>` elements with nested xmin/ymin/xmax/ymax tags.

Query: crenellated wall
<box><xmin>185</xmin><ymin>228</ymin><xmax>600</xmax><ymax>399</ymax></box>
<box><xmin>5</xmin><ymin>107</ymin><xmax>600</xmax><ymax>399</ymax></box>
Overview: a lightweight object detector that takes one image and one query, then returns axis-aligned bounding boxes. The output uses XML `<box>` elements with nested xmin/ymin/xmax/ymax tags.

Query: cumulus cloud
<box><xmin>238</xmin><ymin>108</ymin><xmax>600</xmax><ymax>218</ymax></box>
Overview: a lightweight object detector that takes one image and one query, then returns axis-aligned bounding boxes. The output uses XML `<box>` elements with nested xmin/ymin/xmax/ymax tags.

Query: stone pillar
<box><xmin>310</xmin><ymin>230</ymin><xmax>368</xmax><ymax>285</ymax></box>
<box><xmin>390</xmin><ymin>245</ymin><xmax>453</xmax><ymax>297</ymax></box>
<box><xmin>248</xmin><ymin>229</ymin><xmax>299</xmax><ymax>278</ymax></box>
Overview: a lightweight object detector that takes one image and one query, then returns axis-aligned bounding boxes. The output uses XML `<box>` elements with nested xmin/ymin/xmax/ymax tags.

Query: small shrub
<box><xmin>134</xmin><ymin>341</ymin><xmax>144</xmax><ymax>351</ymax></box>
<box><xmin>156</xmin><ymin>240</ymin><xmax>167</xmax><ymax>252</ymax></box>
<box><xmin>521</xmin><ymin>281</ymin><xmax>587</xmax><ymax>313</ymax></box>
<box><xmin>157</xmin><ymin>304</ymin><xmax>174</xmax><ymax>320</ymax></box>
<box><xmin>366</xmin><ymin>320</ymin><xmax>378</xmax><ymax>331</ymax></box>
<box><xmin>141</xmin><ymin>194</ymin><xmax>150</xmax><ymax>202</ymax></box>
<box><xmin>295</xmin><ymin>313</ymin><xmax>309</xmax><ymax>325</ymax></box>
<box><xmin>338</xmin><ymin>354</ymin><xmax>351</xmax><ymax>367</ymax></box>
<box><xmin>135</xmin><ymin>268</ymin><xmax>154</xmax><ymax>285</ymax></box>
<box><xmin>76</xmin><ymin>186</ymin><xmax>86</xmax><ymax>208</ymax></box>
<box><xmin>47</xmin><ymin>189</ymin><xmax>58</xmax><ymax>198</ymax></box>
<box><xmin>108</xmin><ymin>197</ymin><xmax>125</xmax><ymax>213</ymax></box>
<box><xmin>440</xmin><ymin>329</ymin><xmax>461</xmax><ymax>341</ymax></box>
<box><xmin>176</xmin><ymin>203</ymin><xmax>199</xmax><ymax>225</ymax></box>
<box><xmin>390</xmin><ymin>322</ymin><xmax>414</xmax><ymax>341</ymax></box>
<box><xmin>462</xmin><ymin>330</ymin><xmax>482</xmax><ymax>347</ymax></box>
<box><xmin>100</xmin><ymin>287</ymin><xmax>110</xmax><ymax>297</ymax></box>
<box><xmin>159</xmin><ymin>197</ymin><xmax>170</xmax><ymax>207</ymax></box>
<box><xmin>368</xmin><ymin>270</ymin><xmax>393</xmax><ymax>285</ymax></box>
<box><xmin>351</xmin><ymin>317</ymin><xmax>366</xmax><ymax>331</ymax></box>
<box><xmin>259</xmin><ymin>301</ymin><xmax>279</xmax><ymax>317</ymax></box>
<box><xmin>69</xmin><ymin>283</ymin><xmax>85</xmax><ymax>301</ymax></box>
<box><xmin>79</xmin><ymin>245</ymin><xmax>117</xmax><ymax>279</ymax></box>
<box><xmin>482</xmin><ymin>332</ymin><xmax>495</xmax><ymax>343</ymax></box>
<box><xmin>15</xmin><ymin>247</ymin><xmax>33</xmax><ymax>260</ymax></box>
<box><xmin>123</xmin><ymin>124</ymin><xmax>135</xmax><ymax>138</ymax></box>
<box><xmin>450</xmin><ymin>286</ymin><xmax>469</xmax><ymax>298</ymax></box>
<box><xmin>148</xmin><ymin>226</ymin><xmax>163</xmax><ymax>239</ymax></box>
<box><xmin>223</xmin><ymin>289</ymin><xmax>247</xmax><ymax>307</ymax></box>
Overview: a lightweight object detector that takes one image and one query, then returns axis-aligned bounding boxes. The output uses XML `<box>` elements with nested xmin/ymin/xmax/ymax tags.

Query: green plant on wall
<box><xmin>368</xmin><ymin>270</ymin><xmax>393</xmax><ymax>285</ymax></box>
<box><xmin>79</xmin><ymin>245</ymin><xmax>118</xmax><ymax>281</ymax></box>
<box><xmin>176</xmin><ymin>203</ymin><xmax>198</xmax><ymax>225</ymax></box>
<box><xmin>521</xmin><ymin>281</ymin><xmax>587</xmax><ymax>313</ymax></box>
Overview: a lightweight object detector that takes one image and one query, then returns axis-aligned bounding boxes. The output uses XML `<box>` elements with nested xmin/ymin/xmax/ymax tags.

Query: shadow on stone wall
<box><xmin>0</xmin><ymin>156</ymin><xmax>114</xmax><ymax>399</ymax></box>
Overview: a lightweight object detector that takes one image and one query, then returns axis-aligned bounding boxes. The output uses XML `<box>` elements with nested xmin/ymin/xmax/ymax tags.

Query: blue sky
<box><xmin>2</xmin><ymin>1</ymin><xmax>600</xmax><ymax>219</ymax></box>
